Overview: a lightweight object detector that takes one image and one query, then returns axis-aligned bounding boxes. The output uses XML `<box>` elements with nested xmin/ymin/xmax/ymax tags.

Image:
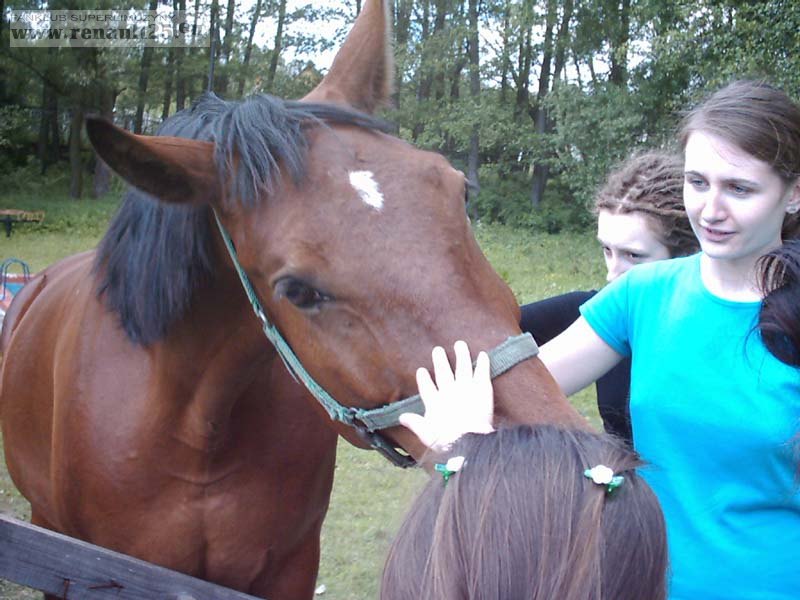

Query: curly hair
<box><xmin>594</xmin><ymin>151</ymin><xmax>699</xmax><ymax>258</ymax></box>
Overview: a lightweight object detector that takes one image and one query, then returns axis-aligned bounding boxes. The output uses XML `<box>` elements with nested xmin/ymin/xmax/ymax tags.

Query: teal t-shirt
<box><xmin>581</xmin><ymin>254</ymin><xmax>800</xmax><ymax>600</ymax></box>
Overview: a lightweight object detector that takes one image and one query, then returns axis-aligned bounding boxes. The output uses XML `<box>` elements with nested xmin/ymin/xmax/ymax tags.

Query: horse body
<box><xmin>2</xmin><ymin>250</ymin><xmax>338</xmax><ymax>597</ymax></box>
<box><xmin>0</xmin><ymin>1</ymin><xmax>581</xmax><ymax>597</ymax></box>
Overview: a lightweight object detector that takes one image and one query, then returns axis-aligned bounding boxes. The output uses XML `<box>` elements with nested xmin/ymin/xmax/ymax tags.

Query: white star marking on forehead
<box><xmin>349</xmin><ymin>170</ymin><xmax>384</xmax><ymax>211</ymax></box>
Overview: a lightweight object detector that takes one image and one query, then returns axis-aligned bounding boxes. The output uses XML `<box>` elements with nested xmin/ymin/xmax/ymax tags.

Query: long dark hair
<box><xmin>381</xmin><ymin>426</ymin><xmax>668</xmax><ymax>600</ymax></box>
<box><xmin>758</xmin><ymin>240</ymin><xmax>800</xmax><ymax>367</ymax></box>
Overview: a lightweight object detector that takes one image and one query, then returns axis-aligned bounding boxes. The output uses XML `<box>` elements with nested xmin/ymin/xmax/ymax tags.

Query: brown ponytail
<box><xmin>381</xmin><ymin>426</ymin><xmax>668</xmax><ymax>600</ymax></box>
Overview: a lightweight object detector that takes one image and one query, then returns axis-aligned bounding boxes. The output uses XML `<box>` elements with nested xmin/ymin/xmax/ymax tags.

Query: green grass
<box><xmin>0</xmin><ymin>189</ymin><xmax>606</xmax><ymax>599</ymax></box>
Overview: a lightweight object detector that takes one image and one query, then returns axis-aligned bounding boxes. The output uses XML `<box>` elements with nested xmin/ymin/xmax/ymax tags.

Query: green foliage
<box><xmin>0</xmin><ymin>107</ymin><xmax>37</xmax><ymax>173</ymax></box>
<box><xmin>644</xmin><ymin>1</ymin><xmax>800</xmax><ymax>96</ymax></box>
<box><xmin>3</xmin><ymin>0</ymin><xmax>800</xmax><ymax>231</ymax></box>
<box><xmin>470</xmin><ymin>165</ymin><xmax>531</xmax><ymax>225</ymax></box>
<box><xmin>470</xmin><ymin>165</ymin><xmax>593</xmax><ymax>234</ymax></box>
<box><xmin>545</xmin><ymin>83</ymin><xmax>646</xmax><ymax>209</ymax></box>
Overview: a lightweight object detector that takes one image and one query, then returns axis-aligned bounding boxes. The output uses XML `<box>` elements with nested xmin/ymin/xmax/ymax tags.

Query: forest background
<box><xmin>1</xmin><ymin>0</ymin><xmax>799</xmax><ymax>229</ymax></box>
<box><xmin>1</xmin><ymin>2</ymin><xmax>799</xmax><ymax>597</ymax></box>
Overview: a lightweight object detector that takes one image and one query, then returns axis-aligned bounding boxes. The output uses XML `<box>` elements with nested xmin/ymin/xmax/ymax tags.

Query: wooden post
<box><xmin>0</xmin><ymin>515</ymin><xmax>261</xmax><ymax>599</ymax></box>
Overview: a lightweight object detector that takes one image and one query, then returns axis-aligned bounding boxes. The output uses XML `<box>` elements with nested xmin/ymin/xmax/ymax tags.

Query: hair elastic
<box><xmin>584</xmin><ymin>464</ymin><xmax>624</xmax><ymax>493</ymax></box>
<box><xmin>434</xmin><ymin>456</ymin><xmax>465</xmax><ymax>484</ymax></box>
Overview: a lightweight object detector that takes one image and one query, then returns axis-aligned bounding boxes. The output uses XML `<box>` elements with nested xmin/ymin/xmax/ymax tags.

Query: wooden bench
<box><xmin>0</xmin><ymin>210</ymin><xmax>45</xmax><ymax>237</ymax></box>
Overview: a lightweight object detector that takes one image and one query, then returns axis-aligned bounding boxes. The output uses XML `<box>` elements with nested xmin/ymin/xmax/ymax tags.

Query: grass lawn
<box><xmin>0</xmin><ymin>187</ymin><xmax>605</xmax><ymax>599</ymax></box>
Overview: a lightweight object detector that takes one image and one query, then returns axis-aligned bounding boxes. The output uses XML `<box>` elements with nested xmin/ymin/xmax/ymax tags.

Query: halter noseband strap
<box><xmin>213</xmin><ymin>212</ymin><xmax>540</xmax><ymax>468</ymax></box>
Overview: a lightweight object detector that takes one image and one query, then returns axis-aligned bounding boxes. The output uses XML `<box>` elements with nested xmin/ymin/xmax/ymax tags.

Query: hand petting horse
<box><xmin>0</xmin><ymin>1</ymin><xmax>584</xmax><ymax>598</ymax></box>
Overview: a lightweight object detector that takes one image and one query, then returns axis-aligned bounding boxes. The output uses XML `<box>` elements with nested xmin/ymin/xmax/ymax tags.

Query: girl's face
<box><xmin>683</xmin><ymin>131</ymin><xmax>800</xmax><ymax>267</ymax></box>
<box><xmin>597</xmin><ymin>210</ymin><xmax>672</xmax><ymax>282</ymax></box>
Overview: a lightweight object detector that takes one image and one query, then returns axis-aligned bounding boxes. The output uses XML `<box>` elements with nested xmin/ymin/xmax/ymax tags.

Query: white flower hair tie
<box><xmin>434</xmin><ymin>456</ymin><xmax>465</xmax><ymax>485</ymax></box>
<box><xmin>584</xmin><ymin>464</ymin><xmax>624</xmax><ymax>493</ymax></box>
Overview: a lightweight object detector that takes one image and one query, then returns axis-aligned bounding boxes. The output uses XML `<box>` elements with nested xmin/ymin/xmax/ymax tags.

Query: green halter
<box><xmin>213</xmin><ymin>211</ymin><xmax>540</xmax><ymax>467</ymax></box>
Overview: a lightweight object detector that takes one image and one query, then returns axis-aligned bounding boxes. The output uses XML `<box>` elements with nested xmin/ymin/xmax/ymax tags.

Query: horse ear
<box><xmin>302</xmin><ymin>0</ymin><xmax>393</xmax><ymax>114</ymax></box>
<box><xmin>85</xmin><ymin>117</ymin><xmax>220</xmax><ymax>205</ymax></box>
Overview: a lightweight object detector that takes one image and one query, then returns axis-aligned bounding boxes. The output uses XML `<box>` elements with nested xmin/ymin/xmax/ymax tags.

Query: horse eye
<box><xmin>275</xmin><ymin>278</ymin><xmax>329</xmax><ymax>310</ymax></box>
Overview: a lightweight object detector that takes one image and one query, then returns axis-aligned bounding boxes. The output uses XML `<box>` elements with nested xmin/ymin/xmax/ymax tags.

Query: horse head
<box><xmin>86</xmin><ymin>0</ymin><xmax>582</xmax><ymax>462</ymax></box>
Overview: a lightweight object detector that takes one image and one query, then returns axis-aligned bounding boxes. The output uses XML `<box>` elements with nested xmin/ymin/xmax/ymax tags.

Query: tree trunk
<box><xmin>392</xmin><ymin>0</ymin><xmax>413</xmax><ymax>108</ymax></box>
<box><xmin>552</xmin><ymin>0</ymin><xmax>574</xmax><ymax>82</ymax></box>
<box><xmin>466</xmin><ymin>0</ymin><xmax>480</xmax><ymax>208</ymax></box>
<box><xmin>449</xmin><ymin>55</ymin><xmax>467</xmax><ymax>100</ymax></box>
<box><xmin>92</xmin><ymin>85</ymin><xmax>118</xmax><ymax>198</ymax></box>
<box><xmin>529</xmin><ymin>0</ymin><xmax>574</xmax><ymax>209</ymax></box>
<box><xmin>0</xmin><ymin>0</ymin><xmax>7</xmax><ymax>102</ymax></box>
<box><xmin>415</xmin><ymin>0</ymin><xmax>432</xmax><ymax>106</ymax></box>
<box><xmin>222</xmin><ymin>0</ymin><xmax>236</xmax><ymax>61</ymax></box>
<box><xmin>207</xmin><ymin>0</ymin><xmax>220</xmax><ymax>92</ymax></box>
<box><xmin>189</xmin><ymin>0</ymin><xmax>202</xmax><ymax>98</ymax></box>
<box><xmin>37</xmin><ymin>48</ymin><xmax>60</xmax><ymax>173</ymax></box>
<box><xmin>68</xmin><ymin>105</ymin><xmax>83</xmax><ymax>199</ymax></box>
<box><xmin>572</xmin><ymin>49</ymin><xmax>583</xmax><ymax>90</ymax></box>
<box><xmin>431</xmin><ymin>0</ymin><xmax>447</xmax><ymax>101</ymax></box>
<box><xmin>499</xmin><ymin>0</ymin><xmax>512</xmax><ymax>104</ymax></box>
<box><xmin>608</xmin><ymin>0</ymin><xmax>630</xmax><ymax>86</ymax></box>
<box><xmin>514</xmin><ymin>5</ymin><xmax>533</xmax><ymax>117</ymax></box>
<box><xmin>175</xmin><ymin>0</ymin><xmax>187</xmax><ymax>110</ymax></box>
<box><xmin>0</xmin><ymin>0</ymin><xmax>10</xmax><ymax>105</ymax></box>
<box><xmin>266</xmin><ymin>0</ymin><xmax>287</xmax><ymax>92</ymax></box>
<box><xmin>447</xmin><ymin>0</ymin><xmax>468</xmax><ymax>102</ymax></box>
<box><xmin>413</xmin><ymin>0</ymin><xmax>440</xmax><ymax>141</ymax></box>
<box><xmin>162</xmin><ymin>48</ymin><xmax>175</xmax><ymax>121</ymax></box>
<box><xmin>529</xmin><ymin>0</ymin><xmax>557</xmax><ymax>209</ymax></box>
<box><xmin>215</xmin><ymin>0</ymin><xmax>237</xmax><ymax>95</ymax></box>
<box><xmin>48</xmin><ymin>90</ymin><xmax>60</xmax><ymax>166</ymax></box>
<box><xmin>237</xmin><ymin>0</ymin><xmax>263</xmax><ymax>97</ymax></box>
<box><xmin>134</xmin><ymin>46</ymin><xmax>154</xmax><ymax>133</ymax></box>
<box><xmin>133</xmin><ymin>0</ymin><xmax>159</xmax><ymax>133</ymax></box>
<box><xmin>38</xmin><ymin>82</ymin><xmax>52</xmax><ymax>174</ymax></box>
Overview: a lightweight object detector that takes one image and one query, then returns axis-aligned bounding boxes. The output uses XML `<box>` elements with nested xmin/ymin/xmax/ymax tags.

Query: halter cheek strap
<box><xmin>213</xmin><ymin>211</ymin><xmax>540</xmax><ymax>468</ymax></box>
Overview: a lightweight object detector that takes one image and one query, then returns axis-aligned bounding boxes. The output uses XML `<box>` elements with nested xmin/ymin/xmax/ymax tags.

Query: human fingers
<box><xmin>472</xmin><ymin>351</ymin><xmax>495</xmax><ymax>431</ymax></box>
<box><xmin>415</xmin><ymin>367</ymin><xmax>439</xmax><ymax>407</ymax></box>
<box><xmin>474</xmin><ymin>350</ymin><xmax>491</xmax><ymax>386</ymax></box>
<box><xmin>431</xmin><ymin>345</ymin><xmax>455</xmax><ymax>390</ymax></box>
<box><xmin>398</xmin><ymin>412</ymin><xmax>446</xmax><ymax>451</ymax></box>
<box><xmin>453</xmin><ymin>340</ymin><xmax>474</xmax><ymax>383</ymax></box>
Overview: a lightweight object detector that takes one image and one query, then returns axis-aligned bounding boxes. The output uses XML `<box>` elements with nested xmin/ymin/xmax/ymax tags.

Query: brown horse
<box><xmin>0</xmin><ymin>1</ymin><xmax>584</xmax><ymax>598</ymax></box>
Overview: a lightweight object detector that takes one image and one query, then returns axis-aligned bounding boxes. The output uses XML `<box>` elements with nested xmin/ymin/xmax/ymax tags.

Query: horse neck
<box><xmin>149</xmin><ymin>259</ymin><xmax>279</xmax><ymax>450</ymax></box>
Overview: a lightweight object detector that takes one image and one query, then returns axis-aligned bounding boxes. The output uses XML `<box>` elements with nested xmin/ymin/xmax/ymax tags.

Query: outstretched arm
<box><xmin>539</xmin><ymin>316</ymin><xmax>624</xmax><ymax>396</ymax></box>
<box><xmin>400</xmin><ymin>320</ymin><xmax>623</xmax><ymax>451</ymax></box>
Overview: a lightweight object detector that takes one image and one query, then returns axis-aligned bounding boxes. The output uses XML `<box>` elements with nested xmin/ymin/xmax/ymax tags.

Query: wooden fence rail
<box><xmin>0</xmin><ymin>514</ymin><xmax>262</xmax><ymax>599</ymax></box>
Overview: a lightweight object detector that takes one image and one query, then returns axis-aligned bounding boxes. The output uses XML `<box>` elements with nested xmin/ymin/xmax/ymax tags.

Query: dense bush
<box><xmin>471</xmin><ymin>165</ymin><xmax>594</xmax><ymax>234</ymax></box>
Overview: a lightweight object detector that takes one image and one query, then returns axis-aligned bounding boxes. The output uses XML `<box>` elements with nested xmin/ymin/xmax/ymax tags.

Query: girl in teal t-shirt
<box><xmin>399</xmin><ymin>80</ymin><xmax>800</xmax><ymax>599</ymax></box>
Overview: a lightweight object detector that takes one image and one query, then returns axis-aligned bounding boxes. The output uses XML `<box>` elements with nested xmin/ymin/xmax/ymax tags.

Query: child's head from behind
<box><xmin>382</xmin><ymin>425</ymin><xmax>668</xmax><ymax>600</ymax></box>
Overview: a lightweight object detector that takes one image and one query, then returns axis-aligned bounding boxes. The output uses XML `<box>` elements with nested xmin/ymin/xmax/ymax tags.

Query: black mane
<box><xmin>94</xmin><ymin>93</ymin><xmax>389</xmax><ymax>346</ymax></box>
